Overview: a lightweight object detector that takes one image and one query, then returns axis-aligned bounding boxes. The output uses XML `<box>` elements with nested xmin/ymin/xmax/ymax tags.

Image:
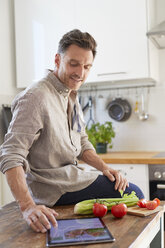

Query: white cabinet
<box><xmin>75</xmin><ymin>0</ymin><xmax>149</xmax><ymax>83</ymax></box>
<box><xmin>14</xmin><ymin>0</ymin><xmax>152</xmax><ymax>88</ymax></box>
<box><xmin>107</xmin><ymin>164</ymin><xmax>149</xmax><ymax>200</ymax></box>
<box><xmin>14</xmin><ymin>0</ymin><xmax>75</xmax><ymax>88</ymax></box>
<box><xmin>78</xmin><ymin>163</ymin><xmax>149</xmax><ymax>199</ymax></box>
<box><xmin>0</xmin><ymin>173</ymin><xmax>14</xmax><ymax>206</ymax></box>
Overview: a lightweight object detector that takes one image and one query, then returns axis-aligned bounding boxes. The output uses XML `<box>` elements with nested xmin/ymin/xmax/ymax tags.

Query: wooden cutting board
<box><xmin>127</xmin><ymin>206</ymin><xmax>163</xmax><ymax>217</ymax></box>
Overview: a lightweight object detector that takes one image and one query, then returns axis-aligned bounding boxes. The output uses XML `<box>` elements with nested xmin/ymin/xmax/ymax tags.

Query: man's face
<box><xmin>54</xmin><ymin>44</ymin><xmax>94</xmax><ymax>91</ymax></box>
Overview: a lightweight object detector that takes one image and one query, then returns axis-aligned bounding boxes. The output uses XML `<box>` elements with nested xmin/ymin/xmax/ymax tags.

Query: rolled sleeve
<box><xmin>0</xmin><ymin>152</ymin><xmax>30</xmax><ymax>174</ymax></box>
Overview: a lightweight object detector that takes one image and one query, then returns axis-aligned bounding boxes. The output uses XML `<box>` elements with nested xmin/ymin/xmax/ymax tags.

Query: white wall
<box><xmin>83</xmin><ymin>84</ymin><xmax>165</xmax><ymax>152</ymax></box>
<box><xmin>0</xmin><ymin>0</ymin><xmax>21</xmax><ymax>142</ymax></box>
<box><xmin>0</xmin><ymin>0</ymin><xmax>21</xmax><ymax>206</ymax></box>
<box><xmin>0</xmin><ymin>0</ymin><xmax>21</xmax><ymax>96</ymax></box>
<box><xmin>156</xmin><ymin>0</ymin><xmax>165</xmax><ymax>83</ymax></box>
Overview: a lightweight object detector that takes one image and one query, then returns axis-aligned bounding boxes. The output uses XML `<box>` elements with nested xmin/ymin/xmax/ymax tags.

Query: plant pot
<box><xmin>96</xmin><ymin>143</ymin><xmax>107</xmax><ymax>154</ymax></box>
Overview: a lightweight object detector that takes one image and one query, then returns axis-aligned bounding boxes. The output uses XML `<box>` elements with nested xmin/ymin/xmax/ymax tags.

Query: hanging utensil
<box><xmin>134</xmin><ymin>88</ymin><xmax>139</xmax><ymax>115</ymax></box>
<box><xmin>134</xmin><ymin>101</ymin><xmax>139</xmax><ymax>114</ymax></box>
<box><xmin>82</xmin><ymin>101</ymin><xmax>89</xmax><ymax>112</ymax></box>
<box><xmin>87</xmin><ymin>96</ymin><xmax>95</xmax><ymax>128</ymax></box>
<box><xmin>139</xmin><ymin>88</ymin><xmax>149</xmax><ymax>121</ymax></box>
<box><xmin>107</xmin><ymin>97</ymin><xmax>132</xmax><ymax>122</ymax></box>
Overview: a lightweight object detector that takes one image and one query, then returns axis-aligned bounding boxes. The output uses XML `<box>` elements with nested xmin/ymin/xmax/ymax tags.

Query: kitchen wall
<box><xmin>0</xmin><ymin>0</ymin><xmax>21</xmax><ymax>143</ymax></box>
<box><xmin>0</xmin><ymin>0</ymin><xmax>21</xmax><ymax>206</ymax></box>
<box><xmin>82</xmin><ymin>84</ymin><xmax>165</xmax><ymax>152</ymax></box>
<box><xmin>0</xmin><ymin>0</ymin><xmax>165</xmax><ymax>205</ymax></box>
<box><xmin>157</xmin><ymin>0</ymin><xmax>165</xmax><ymax>83</ymax></box>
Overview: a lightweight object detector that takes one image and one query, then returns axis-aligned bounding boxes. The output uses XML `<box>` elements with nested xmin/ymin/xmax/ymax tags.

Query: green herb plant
<box><xmin>86</xmin><ymin>121</ymin><xmax>115</xmax><ymax>149</ymax></box>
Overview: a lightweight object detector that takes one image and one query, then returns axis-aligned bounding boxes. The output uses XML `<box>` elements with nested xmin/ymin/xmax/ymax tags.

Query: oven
<box><xmin>149</xmin><ymin>164</ymin><xmax>165</xmax><ymax>200</ymax></box>
<box><xmin>149</xmin><ymin>163</ymin><xmax>165</xmax><ymax>229</ymax></box>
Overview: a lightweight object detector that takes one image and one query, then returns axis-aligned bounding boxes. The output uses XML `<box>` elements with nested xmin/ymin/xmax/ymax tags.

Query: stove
<box><xmin>149</xmin><ymin>152</ymin><xmax>165</xmax><ymax>230</ymax></box>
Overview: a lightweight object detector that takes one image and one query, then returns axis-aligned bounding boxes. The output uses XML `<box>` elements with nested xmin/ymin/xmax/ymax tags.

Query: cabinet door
<box><xmin>0</xmin><ymin>174</ymin><xmax>14</xmax><ymax>206</ymax></box>
<box><xmin>78</xmin><ymin>163</ymin><xmax>149</xmax><ymax>199</ymax></box>
<box><xmin>109</xmin><ymin>164</ymin><xmax>149</xmax><ymax>199</ymax></box>
<box><xmin>75</xmin><ymin>0</ymin><xmax>149</xmax><ymax>83</ymax></box>
<box><xmin>14</xmin><ymin>0</ymin><xmax>75</xmax><ymax>88</ymax></box>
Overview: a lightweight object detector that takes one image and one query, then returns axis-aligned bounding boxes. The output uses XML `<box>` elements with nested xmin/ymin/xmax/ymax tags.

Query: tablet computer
<box><xmin>46</xmin><ymin>217</ymin><xmax>115</xmax><ymax>247</ymax></box>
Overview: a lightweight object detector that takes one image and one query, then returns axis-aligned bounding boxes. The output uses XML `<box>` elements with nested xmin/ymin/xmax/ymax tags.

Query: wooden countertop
<box><xmin>96</xmin><ymin>151</ymin><xmax>165</xmax><ymax>164</ymax></box>
<box><xmin>0</xmin><ymin>201</ymin><xmax>164</xmax><ymax>248</ymax></box>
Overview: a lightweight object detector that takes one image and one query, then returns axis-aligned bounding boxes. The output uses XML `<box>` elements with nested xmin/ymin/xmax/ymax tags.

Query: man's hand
<box><xmin>80</xmin><ymin>150</ymin><xmax>129</xmax><ymax>192</ymax></box>
<box><xmin>103</xmin><ymin>168</ymin><xmax>129</xmax><ymax>192</ymax></box>
<box><xmin>5</xmin><ymin>167</ymin><xmax>58</xmax><ymax>233</ymax></box>
<box><xmin>22</xmin><ymin>204</ymin><xmax>58</xmax><ymax>233</ymax></box>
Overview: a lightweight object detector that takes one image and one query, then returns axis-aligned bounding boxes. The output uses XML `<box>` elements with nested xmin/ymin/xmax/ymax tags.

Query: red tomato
<box><xmin>111</xmin><ymin>203</ymin><xmax>127</xmax><ymax>218</ymax></box>
<box><xmin>93</xmin><ymin>203</ymin><xmax>107</xmax><ymax>217</ymax></box>
<box><xmin>137</xmin><ymin>199</ymin><xmax>147</xmax><ymax>208</ymax></box>
<box><xmin>146</xmin><ymin>201</ymin><xmax>157</xmax><ymax>210</ymax></box>
<box><xmin>153</xmin><ymin>198</ymin><xmax>160</xmax><ymax>206</ymax></box>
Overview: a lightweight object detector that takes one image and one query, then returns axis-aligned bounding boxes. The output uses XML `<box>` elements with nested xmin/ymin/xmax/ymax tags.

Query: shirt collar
<box><xmin>47</xmin><ymin>70</ymin><xmax>75</xmax><ymax>97</ymax></box>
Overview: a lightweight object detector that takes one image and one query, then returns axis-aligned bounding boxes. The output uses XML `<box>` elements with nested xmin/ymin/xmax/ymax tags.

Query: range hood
<box><xmin>147</xmin><ymin>21</ymin><xmax>165</xmax><ymax>49</ymax></box>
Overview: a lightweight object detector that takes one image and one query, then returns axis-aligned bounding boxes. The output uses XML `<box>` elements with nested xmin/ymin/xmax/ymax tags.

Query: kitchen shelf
<box><xmin>79</xmin><ymin>77</ymin><xmax>156</xmax><ymax>92</ymax></box>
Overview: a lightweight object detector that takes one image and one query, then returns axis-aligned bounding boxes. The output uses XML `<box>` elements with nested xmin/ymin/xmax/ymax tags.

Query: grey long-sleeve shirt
<box><xmin>0</xmin><ymin>71</ymin><xmax>98</xmax><ymax>206</ymax></box>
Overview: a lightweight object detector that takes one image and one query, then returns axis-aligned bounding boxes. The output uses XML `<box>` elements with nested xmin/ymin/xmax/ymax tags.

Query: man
<box><xmin>0</xmin><ymin>29</ymin><xmax>144</xmax><ymax>233</ymax></box>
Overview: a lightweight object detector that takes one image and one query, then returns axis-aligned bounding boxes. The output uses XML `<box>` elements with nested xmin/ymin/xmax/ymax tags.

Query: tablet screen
<box><xmin>46</xmin><ymin>217</ymin><xmax>115</xmax><ymax>247</ymax></box>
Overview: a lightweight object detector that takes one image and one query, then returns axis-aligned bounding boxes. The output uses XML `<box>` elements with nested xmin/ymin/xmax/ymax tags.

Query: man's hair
<box><xmin>57</xmin><ymin>29</ymin><xmax>97</xmax><ymax>59</ymax></box>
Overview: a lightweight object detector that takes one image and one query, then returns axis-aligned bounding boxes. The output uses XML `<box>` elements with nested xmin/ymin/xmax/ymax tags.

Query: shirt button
<box><xmin>65</xmin><ymin>89</ymin><xmax>69</xmax><ymax>92</ymax></box>
<box><xmin>59</xmin><ymin>90</ymin><xmax>62</xmax><ymax>94</ymax></box>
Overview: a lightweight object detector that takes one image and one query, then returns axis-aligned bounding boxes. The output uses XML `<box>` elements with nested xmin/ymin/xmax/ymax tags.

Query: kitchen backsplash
<box><xmin>1</xmin><ymin>83</ymin><xmax>165</xmax><ymax>152</ymax></box>
<box><xmin>81</xmin><ymin>84</ymin><xmax>165</xmax><ymax>152</ymax></box>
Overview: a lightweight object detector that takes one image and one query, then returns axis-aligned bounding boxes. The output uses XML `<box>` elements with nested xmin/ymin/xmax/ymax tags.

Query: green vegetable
<box><xmin>74</xmin><ymin>191</ymin><xmax>139</xmax><ymax>215</ymax></box>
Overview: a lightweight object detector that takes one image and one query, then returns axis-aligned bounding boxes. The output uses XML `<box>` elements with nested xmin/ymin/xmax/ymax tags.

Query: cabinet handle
<box><xmin>157</xmin><ymin>184</ymin><xmax>165</xmax><ymax>189</ymax></box>
<box><xmin>118</xmin><ymin>170</ymin><xmax>127</xmax><ymax>177</ymax></box>
<box><xmin>97</xmin><ymin>72</ymin><xmax>127</xmax><ymax>76</ymax></box>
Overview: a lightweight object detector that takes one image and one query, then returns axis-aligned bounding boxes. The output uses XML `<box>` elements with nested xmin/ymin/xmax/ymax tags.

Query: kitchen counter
<box><xmin>96</xmin><ymin>151</ymin><xmax>165</xmax><ymax>164</ymax></box>
<box><xmin>0</xmin><ymin>201</ymin><xmax>164</xmax><ymax>248</ymax></box>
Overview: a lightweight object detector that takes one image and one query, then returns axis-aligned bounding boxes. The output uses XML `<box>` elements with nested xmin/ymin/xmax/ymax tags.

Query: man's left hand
<box><xmin>103</xmin><ymin>168</ymin><xmax>129</xmax><ymax>192</ymax></box>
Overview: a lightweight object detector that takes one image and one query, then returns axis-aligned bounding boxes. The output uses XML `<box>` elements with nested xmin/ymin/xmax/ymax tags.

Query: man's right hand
<box><xmin>22</xmin><ymin>204</ymin><xmax>58</xmax><ymax>233</ymax></box>
<box><xmin>5</xmin><ymin>167</ymin><xmax>58</xmax><ymax>233</ymax></box>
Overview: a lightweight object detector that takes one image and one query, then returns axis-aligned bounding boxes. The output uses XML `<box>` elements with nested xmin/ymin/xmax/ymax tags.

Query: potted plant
<box><xmin>86</xmin><ymin>121</ymin><xmax>115</xmax><ymax>153</ymax></box>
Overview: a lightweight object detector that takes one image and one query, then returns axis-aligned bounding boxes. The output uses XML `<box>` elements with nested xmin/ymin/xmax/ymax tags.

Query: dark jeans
<box><xmin>55</xmin><ymin>175</ymin><xmax>144</xmax><ymax>205</ymax></box>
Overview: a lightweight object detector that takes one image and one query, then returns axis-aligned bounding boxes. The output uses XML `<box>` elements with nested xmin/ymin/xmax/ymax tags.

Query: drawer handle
<box><xmin>118</xmin><ymin>170</ymin><xmax>127</xmax><ymax>176</ymax></box>
<box><xmin>97</xmin><ymin>72</ymin><xmax>127</xmax><ymax>76</ymax></box>
<box><xmin>157</xmin><ymin>184</ymin><xmax>165</xmax><ymax>189</ymax></box>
